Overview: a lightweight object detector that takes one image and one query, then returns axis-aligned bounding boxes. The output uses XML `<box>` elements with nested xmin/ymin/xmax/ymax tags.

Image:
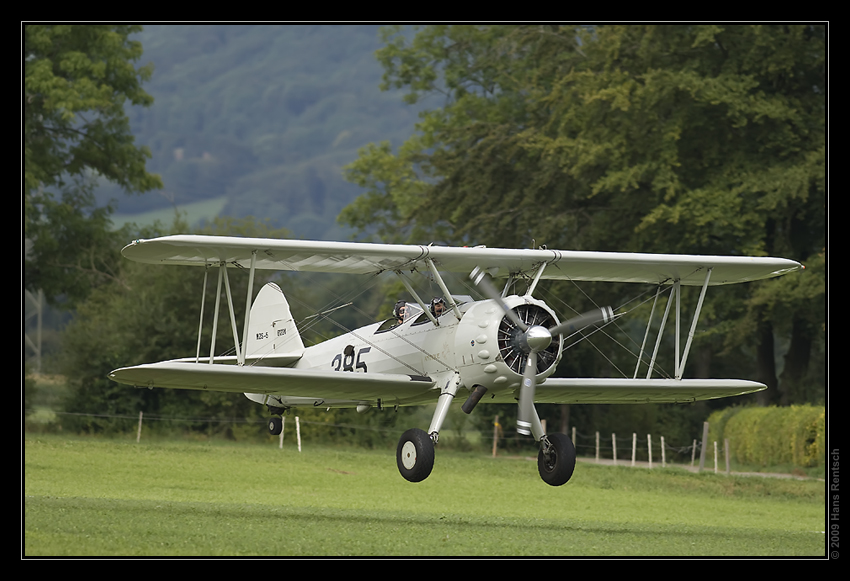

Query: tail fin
<box><xmin>246</xmin><ymin>282</ymin><xmax>305</xmax><ymax>361</ymax></box>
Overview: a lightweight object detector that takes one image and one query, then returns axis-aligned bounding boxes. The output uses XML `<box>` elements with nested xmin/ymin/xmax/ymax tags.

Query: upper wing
<box><xmin>108</xmin><ymin>360</ymin><xmax>436</xmax><ymax>403</ymax></box>
<box><xmin>522</xmin><ymin>378</ymin><xmax>766</xmax><ymax>404</ymax></box>
<box><xmin>121</xmin><ymin>235</ymin><xmax>802</xmax><ymax>286</ymax></box>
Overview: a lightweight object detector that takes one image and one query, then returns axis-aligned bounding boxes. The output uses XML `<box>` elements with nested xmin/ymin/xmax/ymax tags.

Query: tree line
<box><xmin>340</xmin><ymin>24</ymin><xmax>825</xmax><ymax>408</ymax></box>
<box><xmin>24</xmin><ymin>24</ymin><xmax>825</xmax><ymax>445</ymax></box>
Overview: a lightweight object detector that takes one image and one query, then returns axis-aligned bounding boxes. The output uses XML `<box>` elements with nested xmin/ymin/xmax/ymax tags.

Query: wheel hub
<box><xmin>400</xmin><ymin>441</ymin><xmax>417</xmax><ymax>470</ymax></box>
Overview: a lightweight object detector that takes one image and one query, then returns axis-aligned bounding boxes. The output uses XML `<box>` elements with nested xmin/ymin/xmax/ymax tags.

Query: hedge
<box><xmin>707</xmin><ymin>405</ymin><xmax>825</xmax><ymax>468</ymax></box>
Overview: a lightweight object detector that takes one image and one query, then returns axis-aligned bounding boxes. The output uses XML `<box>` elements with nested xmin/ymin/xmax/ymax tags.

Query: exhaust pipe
<box><xmin>461</xmin><ymin>385</ymin><xmax>488</xmax><ymax>414</ymax></box>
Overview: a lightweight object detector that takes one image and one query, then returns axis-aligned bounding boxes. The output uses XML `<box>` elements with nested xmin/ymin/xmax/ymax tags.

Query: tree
<box><xmin>58</xmin><ymin>214</ymin><xmax>426</xmax><ymax>443</ymax></box>
<box><xmin>341</xmin><ymin>25</ymin><xmax>825</xmax><ymax>405</ymax></box>
<box><xmin>24</xmin><ymin>25</ymin><xmax>163</xmax><ymax>307</ymax></box>
<box><xmin>59</xmin><ymin>217</ymin><xmax>286</xmax><ymax>435</ymax></box>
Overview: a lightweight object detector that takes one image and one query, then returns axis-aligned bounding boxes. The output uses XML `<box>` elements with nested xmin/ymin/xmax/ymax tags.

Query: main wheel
<box><xmin>537</xmin><ymin>432</ymin><xmax>576</xmax><ymax>486</ymax></box>
<box><xmin>268</xmin><ymin>416</ymin><xmax>283</xmax><ymax>436</ymax></box>
<box><xmin>396</xmin><ymin>428</ymin><xmax>435</xmax><ymax>483</ymax></box>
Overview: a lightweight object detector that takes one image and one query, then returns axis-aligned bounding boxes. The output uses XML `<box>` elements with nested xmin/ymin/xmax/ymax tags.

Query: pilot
<box><xmin>430</xmin><ymin>297</ymin><xmax>447</xmax><ymax>317</ymax></box>
<box><xmin>393</xmin><ymin>300</ymin><xmax>408</xmax><ymax>325</ymax></box>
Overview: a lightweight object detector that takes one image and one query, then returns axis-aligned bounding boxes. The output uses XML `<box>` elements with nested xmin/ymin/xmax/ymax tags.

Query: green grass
<box><xmin>24</xmin><ymin>434</ymin><xmax>826</xmax><ymax>557</ymax></box>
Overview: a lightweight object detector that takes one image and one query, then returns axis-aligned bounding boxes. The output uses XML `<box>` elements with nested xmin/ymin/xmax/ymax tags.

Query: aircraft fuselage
<box><xmin>248</xmin><ymin>295</ymin><xmax>562</xmax><ymax>411</ymax></box>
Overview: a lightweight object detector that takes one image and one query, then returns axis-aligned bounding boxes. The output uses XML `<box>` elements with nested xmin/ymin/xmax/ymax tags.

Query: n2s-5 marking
<box><xmin>331</xmin><ymin>346</ymin><xmax>371</xmax><ymax>372</ymax></box>
<box><xmin>255</xmin><ymin>328</ymin><xmax>286</xmax><ymax>341</ymax></box>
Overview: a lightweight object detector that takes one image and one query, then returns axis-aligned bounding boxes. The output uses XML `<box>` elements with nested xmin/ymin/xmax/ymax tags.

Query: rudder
<box><xmin>246</xmin><ymin>282</ymin><xmax>305</xmax><ymax>360</ymax></box>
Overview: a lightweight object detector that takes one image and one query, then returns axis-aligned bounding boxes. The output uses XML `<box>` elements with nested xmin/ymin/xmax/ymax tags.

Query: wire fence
<box><xmin>573</xmin><ymin>430</ymin><xmax>699</xmax><ymax>467</ymax></box>
<box><xmin>26</xmin><ymin>408</ymin><xmax>714</xmax><ymax>467</ymax></box>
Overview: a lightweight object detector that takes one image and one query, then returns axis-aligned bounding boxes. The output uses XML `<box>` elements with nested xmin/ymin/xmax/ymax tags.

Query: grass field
<box><xmin>109</xmin><ymin>196</ymin><xmax>229</xmax><ymax>230</ymax></box>
<box><xmin>23</xmin><ymin>434</ymin><xmax>826</xmax><ymax>557</ymax></box>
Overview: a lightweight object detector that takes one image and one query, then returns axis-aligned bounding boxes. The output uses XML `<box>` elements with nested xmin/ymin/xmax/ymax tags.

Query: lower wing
<box><xmin>498</xmin><ymin>378</ymin><xmax>766</xmax><ymax>405</ymax></box>
<box><xmin>109</xmin><ymin>361</ymin><xmax>436</xmax><ymax>404</ymax></box>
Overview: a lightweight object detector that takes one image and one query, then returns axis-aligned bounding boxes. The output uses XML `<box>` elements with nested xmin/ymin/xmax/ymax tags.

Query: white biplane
<box><xmin>108</xmin><ymin>235</ymin><xmax>802</xmax><ymax>486</ymax></box>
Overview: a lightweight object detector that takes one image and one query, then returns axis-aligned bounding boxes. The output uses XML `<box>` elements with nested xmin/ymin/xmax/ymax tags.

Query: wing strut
<box><xmin>634</xmin><ymin>283</ymin><xmax>662</xmax><ymax>379</ymax></box>
<box><xmin>526</xmin><ymin>262</ymin><xmax>547</xmax><ymax>296</ymax></box>
<box><xmin>203</xmin><ymin>255</ymin><xmax>258</xmax><ymax>366</ymax></box>
<box><xmin>677</xmin><ymin>267</ymin><xmax>711</xmax><ymax>379</ymax></box>
<box><xmin>426</xmin><ymin>259</ymin><xmax>462</xmax><ymax>320</ymax></box>
<box><xmin>195</xmin><ymin>265</ymin><xmax>209</xmax><ymax>363</ymax></box>
<box><xmin>395</xmin><ymin>271</ymin><xmax>439</xmax><ymax>326</ymax></box>
<box><xmin>209</xmin><ymin>263</ymin><xmax>224</xmax><ymax>363</ymax></box>
<box><xmin>641</xmin><ymin>268</ymin><xmax>713</xmax><ymax>380</ymax></box>
<box><xmin>221</xmin><ymin>261</ymin><xmax>242</xmax><ymax>363</ymax></box>
<box><xmin>239</xmin><ymin>251</ymin><xmax>258</xmax><ymax>366</ymax></box>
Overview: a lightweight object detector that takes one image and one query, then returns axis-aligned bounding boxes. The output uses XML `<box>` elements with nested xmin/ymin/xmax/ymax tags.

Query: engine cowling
<box><xmin>453</xmin><ymin>295</ymin><xmax>562</xmax><ymax>398</ymax></box>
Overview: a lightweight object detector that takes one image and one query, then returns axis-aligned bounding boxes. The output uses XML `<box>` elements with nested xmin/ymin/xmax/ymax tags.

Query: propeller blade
<box><xmin>468</xmin><ymin>270</ymin><xmax>613</xmax><ymax>438</ymax></box>
<box><xmin>549</xmin><ymin>306</ymin><xmax>614</xmax><ymax>337</ymax></box>
<box><xmin>517</xmin><ymin>350</ymin><xmax>538</xmax><ymax>436</ymax></box>
<box><xmin>469</xmin><ymin>267</ymin><xmax>528</xmax><ymax>331</ymax></box>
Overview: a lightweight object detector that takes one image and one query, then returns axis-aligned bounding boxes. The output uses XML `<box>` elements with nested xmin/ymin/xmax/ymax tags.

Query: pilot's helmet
<box><xmin>393</xmin><ymin>300</ymin><xmax>407</xmax><ymax>321</ymax></box>
<box><xmin>430</xmin><ymin>297</ymin><xmax>446</xmax><ymax>316</ymax></box>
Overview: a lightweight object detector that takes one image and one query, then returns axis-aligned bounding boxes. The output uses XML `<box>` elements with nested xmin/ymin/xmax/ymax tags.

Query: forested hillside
<box><xmin>94</xmin><ymin>24</ymin><xmax>431</xmax><ymax>240</ymax></box>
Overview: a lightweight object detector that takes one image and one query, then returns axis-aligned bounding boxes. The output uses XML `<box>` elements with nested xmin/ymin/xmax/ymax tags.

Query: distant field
<box><xmin>110</xmin><ymin>196</ymin><xmax>229</xmax><ymax>230</ymax></box>
<box><xmin>23</xmin><ymin>435</ymin><xmax>826</xmax><ymax>557</ymax></box>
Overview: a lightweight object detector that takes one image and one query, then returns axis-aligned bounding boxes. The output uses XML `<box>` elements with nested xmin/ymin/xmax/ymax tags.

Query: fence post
<box><xmin>296</xmin><ymin>416</ymin><xmax>302</xmax><ymax>452</ymax></box>
<box><xmin>713</xmin><ymin>441</ymin><xmax>718</xmax><ymax>473</ymax></box>
<box><xmin>648</xmin><ymin>434</ymin><xmax>653</xmax><ymax>468</ymax></box>
<box><xmin>691</xmin><ymin>439</ymin><xmax>697</xmax><ymax>467</ymax></box>
<box><xmin>492</xmin><ymin>416</ymin><xmax>499</xmax><ymax>458</ymax></box>
<box><xmin>136</xmin><ymin>411</ymin><xmax>143</xmax><ymax>443</ymax></box>
<box><xmin>698</xmin><ymin>422</ymin><xmax>709</xmax><ymax>471</ymax></box>
<box><xmin>279</xmin><ymin>416</ymin><xmax>285</xmax><ymax>449</ymax></box>
<box><xmin>724</xmin><ymin>438</ymin><xmax>730</xmax><ymax>474</ymax></box>
<box><xmin>661</xmin><ymin>436</ymin><xmax>666</xmax><ymax>467</ymax></box>
<box><xmin>595</xmin><ymin>431</ymin><xmax>600</xmax><ymax>462</ymax></box>
<box><xmin>612</xmin><ymin>433</ymin><xmax>617</xmax><ymax>466</ymax></box>
<box><xmin>631</xmin><ymin>433</ymin><xmax>637</xmax><ymax>467</ymax></box>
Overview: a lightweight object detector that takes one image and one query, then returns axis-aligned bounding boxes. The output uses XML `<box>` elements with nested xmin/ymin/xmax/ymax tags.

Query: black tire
<box><xmin>396</xmin><ymin>428</ymin><xmax>435</xmax><ymax>483</ymax></box>
<box><xmin>537</xmin><ymin>432</ymin><xmax>576</xmax><ymax>486</ymax></box>
<box><xmin>268</xmin><ymin>416</ymin><xmax>283</xmax><ymax>436</ymax></box>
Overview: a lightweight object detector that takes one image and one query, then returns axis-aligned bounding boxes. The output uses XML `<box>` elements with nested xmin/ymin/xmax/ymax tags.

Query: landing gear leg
<box><xmin>521</xmin><ymin>395</ymin><xmax>576</xmax><ymax>486</ymax></box>
<box><xmin>396</xmin><ymin>375</ymin><xmax>460</xmax><ymax>483</ymax></box>
<box><xmin>427</xmin><ymin>374</ymin><xmax>460</xmax><ymax>442</ymax></box>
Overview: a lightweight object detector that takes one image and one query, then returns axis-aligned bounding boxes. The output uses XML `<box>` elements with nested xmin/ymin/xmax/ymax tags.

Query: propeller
<box><xmin>469</xmin><ymin>267</ymin><xmax>528</xmax><ymax>332</ymax></box>
<box><xmin>469</xmin><ymin>267</ymin><xmax>614</xmax><ymax>436</ymax></box>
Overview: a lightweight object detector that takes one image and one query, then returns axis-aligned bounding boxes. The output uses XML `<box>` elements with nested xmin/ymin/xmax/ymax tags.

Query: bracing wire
<box><xmin>266</xmin><ymin>266</ymin><xmax>455</xmax><ymax>376</ymax></box>
<box><xmin>536</xmin><ymin>279</ymin><xmax>678</xmax><ymax>379</ymax></box>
